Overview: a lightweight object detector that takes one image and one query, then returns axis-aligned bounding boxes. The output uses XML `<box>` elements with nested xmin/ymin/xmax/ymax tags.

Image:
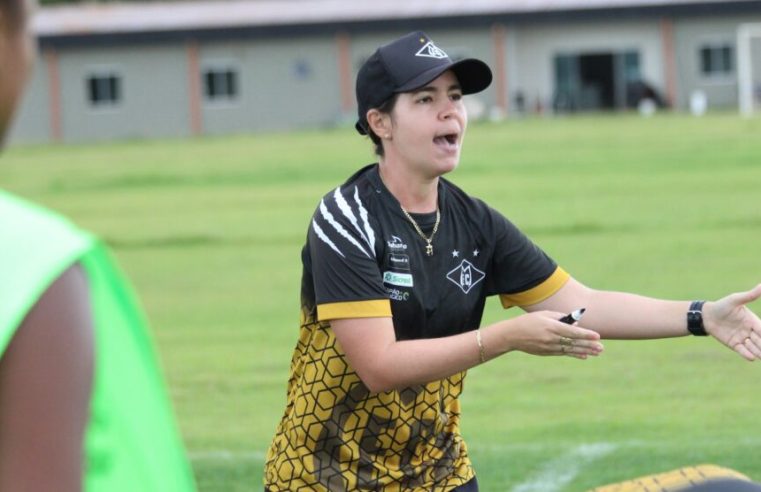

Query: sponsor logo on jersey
<box><xmin>383</xmin><ymin>271</ymin><xmax>414</xmax><ymax>287</ymax></box>
<box><xmin>386</xmin><ymin>235</ymin><xmax>408</xmax><ymax>250</ymax></box>
<box><xmin>388</xmin><ymin>253</ymin><xmax>410</xmax><ymax>270</ymax></box>
<box><xmin>446</xmin><ymin>260</ymin><xmax>485</xmax><ymax>294</ymax></box>
<box><xmin>387</xmin><ymin>288</ymin><xmax>410</xmax><ymax>301</ymax></box>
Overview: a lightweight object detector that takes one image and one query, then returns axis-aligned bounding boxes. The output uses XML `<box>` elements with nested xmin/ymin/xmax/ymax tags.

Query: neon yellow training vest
<box><xmin>0</xmin><ymin>190</ymin><xmax>196</xmax><ymax>492</ymax></box>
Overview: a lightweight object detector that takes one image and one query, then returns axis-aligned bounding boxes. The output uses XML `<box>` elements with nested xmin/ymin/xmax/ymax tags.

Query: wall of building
<box><xmin>200</xmin><ymin>35</ymin><xmax>343</xmax><ymax>135</ymax></box>
<box><xmin>674</xmin><ymin>14</ymin><xmax>761</xmax><ymax>109</ymax></box>
<box><xmin>9</xmin><ymin>57</ymin><xmax>51</xmax><ymax>144</ymax></box>
<box><xmin>57</xmin><ymin>44</ymin><xmax>191</xmax><ymax>142</ymax></box>
<box><xmin>8</xmin><ymin>9</ymin><xmax>761</xmax><ymax>145</ymax></box>
<box><xmin>506</xmin><ymin>18</ymin><xmax>665</xmax><ymax>112</ymax></box>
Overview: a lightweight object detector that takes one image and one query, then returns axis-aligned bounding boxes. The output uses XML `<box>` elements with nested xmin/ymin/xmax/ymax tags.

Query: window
<box><xmin>87</xmin><ymin>73</ymin><xmax>121</xmax><ymax>107</ymax></box>
<box><xmin>622</xmin><ymin>51</ymin><xmax>641</xmax><ymax>82</ymax></box>
<box><xmin>699</xmin><ymin>43</ymin><xmax>734</xmax><ymax>77</ymax></box>
<box><xmin>203</xmin><ymin>67</ymin><xmax>238</xmax><ymax>101</ymax></box>
<box><xmin>293</xmin><ymin>59</ymin><xmax>313</xmax><ymax>81</ymax></box>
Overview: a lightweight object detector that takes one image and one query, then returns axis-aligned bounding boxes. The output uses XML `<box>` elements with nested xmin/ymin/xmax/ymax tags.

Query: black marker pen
<box><xmin>559</xmin><ymin>308</ymin><xmax>586</xmax><ymax>324</ymax></box>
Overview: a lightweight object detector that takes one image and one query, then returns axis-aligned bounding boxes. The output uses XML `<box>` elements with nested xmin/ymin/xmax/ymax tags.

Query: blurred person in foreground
<box><xmin>0</xmin><ymin>0</ymin><xmax>195</xmax><ymax>490</ymax></box>
<box><xmin>264</xmin><ymin>31</ymin><xmax>761</xmax><ymax>492</ymax></box>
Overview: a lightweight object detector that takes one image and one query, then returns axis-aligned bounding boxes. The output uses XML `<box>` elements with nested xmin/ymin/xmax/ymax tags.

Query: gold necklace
<box><xmin>400</xmin><ymin>207</ymin><xmax>440</xmax><ymax>256</ymax></box>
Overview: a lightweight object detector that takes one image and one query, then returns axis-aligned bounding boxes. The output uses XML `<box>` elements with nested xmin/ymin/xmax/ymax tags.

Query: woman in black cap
<box><xmin>264</xmin><ymin>31</ymin><xmax>761</xmax><ymax>492</ymax></box>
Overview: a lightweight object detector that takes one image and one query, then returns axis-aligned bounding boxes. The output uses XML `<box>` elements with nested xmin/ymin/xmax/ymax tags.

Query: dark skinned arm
<box><xmin>0</xmin><ymin>263</ymin><xmax>94</xmax><ymax>491</ymax></box>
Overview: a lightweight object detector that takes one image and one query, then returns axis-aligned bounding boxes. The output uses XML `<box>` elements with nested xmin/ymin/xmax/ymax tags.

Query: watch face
<box><xmin>687</xmin><ymin>310</ymin><xmax>707</xmax><ymax>335</ymax></box>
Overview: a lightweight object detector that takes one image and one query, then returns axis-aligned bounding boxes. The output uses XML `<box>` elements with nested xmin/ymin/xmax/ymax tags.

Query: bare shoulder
<box><xmin>0</xmin><ymin>263</ymin><xmax>94</xmax><ymax>491</ymax></box>
<box><xmin>9</xmin><ymin>263</ymin><xmax>95</xmax><ymax>363</ymax></box>
<box><xmin>26</xmin><ymin>263</ymin><xmax>92</xmax><ymax>331</ymax></box>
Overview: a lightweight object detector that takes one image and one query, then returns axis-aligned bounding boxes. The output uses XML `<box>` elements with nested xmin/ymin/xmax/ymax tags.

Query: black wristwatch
<box><xmin>687</xmin><ymin>300</ymin><xmax>708</xmax><ymax>336</ymax></box>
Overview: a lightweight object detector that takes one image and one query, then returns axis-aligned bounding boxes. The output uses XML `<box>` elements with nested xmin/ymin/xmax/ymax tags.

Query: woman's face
<box><xmin>383</xmin><ymin>70</ymin><xmax>467</xmax><ymax>178</ymax></box>
<box><xmin>0</xmin><ymin>0</ymin><xmax>34</xmax><ymax>147</ymax></box>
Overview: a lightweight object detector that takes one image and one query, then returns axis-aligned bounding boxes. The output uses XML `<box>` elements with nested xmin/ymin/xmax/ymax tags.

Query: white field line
<box><xmin>189</xmin><ymin>450</ymin><xmax>266</xmax><ymax>461</ymax></box>
<box><xmin>511</xmin><ymin>442</ymin><xmax>617</xmax><ymax>492</ymax></box>
<box><xmin>469</xmin><ymin>436</ymin><xmax>761</xmax><ymax>453</ymax></box>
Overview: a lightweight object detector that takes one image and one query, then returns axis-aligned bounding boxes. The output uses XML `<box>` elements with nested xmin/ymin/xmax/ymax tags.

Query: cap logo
<box><xmin>415</xmin><ymin>41</ymin><xmax>448</xmax><ymax>60</ymax></box>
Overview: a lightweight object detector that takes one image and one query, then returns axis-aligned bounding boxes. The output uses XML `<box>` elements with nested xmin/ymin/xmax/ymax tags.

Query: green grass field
<box><xmin>2</xmin><ymin>113</ymin><xmax>760</xmax><ymax>491</ymax></box>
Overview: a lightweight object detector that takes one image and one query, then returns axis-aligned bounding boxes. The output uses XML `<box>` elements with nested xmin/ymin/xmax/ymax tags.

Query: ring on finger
<box><xmin>559</xmin><ymin>336</ymin><xmax>574</xmax><ymax>347</ymax></box>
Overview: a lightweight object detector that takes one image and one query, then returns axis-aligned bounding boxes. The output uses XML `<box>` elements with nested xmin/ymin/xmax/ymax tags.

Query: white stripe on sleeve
<box><xmin>354</xmin><ymin>186</ymin><xmax>376</xmax><ymax>254</ymax></box>
<box><xmin>319</xmin><ymin>199</ymin><xmax>371</xmax><ymax>258</ymax></box>
<box><xmin>333</xmin><ymin>187</ymin><xmax>372</xmax><ymax>250</ymax></box>
<box><xmin>312</xmin><ymin>219</ymin><xmax>345</xmax><ymax>258</ymax></box>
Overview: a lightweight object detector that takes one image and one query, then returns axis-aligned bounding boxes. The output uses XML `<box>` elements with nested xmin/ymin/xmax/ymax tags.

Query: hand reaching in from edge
<box><xmin>705</xmin><ymin>284</ymin><xmax>761</xmax><ymax>361</ymax></box>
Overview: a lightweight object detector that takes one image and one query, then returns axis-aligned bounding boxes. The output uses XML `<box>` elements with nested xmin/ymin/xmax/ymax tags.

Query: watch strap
<box><xmin>687</xmin><ymin>300</ymin><xmax>707</xmax><ymax>336</ymax></box>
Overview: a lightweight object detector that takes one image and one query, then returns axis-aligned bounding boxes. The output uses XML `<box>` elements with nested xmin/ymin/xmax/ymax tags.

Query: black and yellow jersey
<box><xmin>264</xmin><ymin>164</ymin><xmax>569</xmax><ymax>491</ymax></box>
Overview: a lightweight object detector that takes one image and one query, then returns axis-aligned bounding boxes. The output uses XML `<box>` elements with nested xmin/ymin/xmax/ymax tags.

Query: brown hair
<box><xmin>0</xmin><ymin>0</ymin><xmax>26</xmax><ymax>31</ymax></box>
<box><xmin>366</xmin><ymin>94</ymin><xmax>399</xmax><ymax>157</ymax></box>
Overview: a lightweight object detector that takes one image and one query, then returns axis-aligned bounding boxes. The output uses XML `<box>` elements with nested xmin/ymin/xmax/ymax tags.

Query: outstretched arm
<box><xmin>528</xmin><ymin>277</ymin><xmax>761</xmax><ymax>360</ymax></box>
<box><xmin>332</xmin><ymin>276</ymin><xmax>761</xmax><ymax>393</ymax></box>
<box><xmin>331</xmin><ymin>308</ymin><xmax>602</xmax><ymax>393</ymax></box>
<box><xmin>0</xmin><ymin>264</ymin><xmax>94</xmax><ymax>491</ymax></box>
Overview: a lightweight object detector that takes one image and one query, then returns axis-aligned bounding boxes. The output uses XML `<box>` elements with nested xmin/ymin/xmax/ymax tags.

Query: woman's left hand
<box><xmin>705</xmin><ymin>284</ymin><xmax>761</xmax><ymax>361</ymax></box>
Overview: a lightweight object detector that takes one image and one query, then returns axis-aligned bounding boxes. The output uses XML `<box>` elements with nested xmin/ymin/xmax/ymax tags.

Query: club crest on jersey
<box><xmin>415</xmin><ymin>41</ymin><xmax>448</xmax><ymax>59</ymax></box>
<box><xmin>447</xmin><ymin>260</ymin><xmax>485</xmax><ymax>294</ymax></box>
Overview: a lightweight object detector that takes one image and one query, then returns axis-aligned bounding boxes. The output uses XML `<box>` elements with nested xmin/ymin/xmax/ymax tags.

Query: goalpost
<box><xmin>737</xmin><ymin>23</ymin><xmax>761</xmax><ymax>116</ymax></box>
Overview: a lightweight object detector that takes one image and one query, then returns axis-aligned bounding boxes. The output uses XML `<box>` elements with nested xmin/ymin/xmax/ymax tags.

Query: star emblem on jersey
<box><xmin>446</xmin><ymin>260</ymin><xmax>485</xmax><ymax>294</ymax></box>
<box><xmin>452</xmin><ymin>250</ymin><xmax>459</xmax><ymax>258</ymax></box>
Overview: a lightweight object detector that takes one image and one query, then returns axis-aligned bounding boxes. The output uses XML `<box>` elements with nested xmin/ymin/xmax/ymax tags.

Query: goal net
<box><xmin>737</xmin><ymin>23</ymin><xmax>761</xmax><ymax>116</ymax></box>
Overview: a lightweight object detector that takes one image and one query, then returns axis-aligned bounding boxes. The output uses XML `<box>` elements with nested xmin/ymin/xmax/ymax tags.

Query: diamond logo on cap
<box><xmin>415</xmin><ymin>41</ymin><xmax>448</xmax><ymax>59</ymax></box>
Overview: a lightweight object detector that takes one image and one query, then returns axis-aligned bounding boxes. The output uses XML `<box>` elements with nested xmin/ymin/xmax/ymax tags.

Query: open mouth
<box><xmin>433</xmin><ymin>133</ymin><xmax>459</xmax><ymax>150</ymax></box>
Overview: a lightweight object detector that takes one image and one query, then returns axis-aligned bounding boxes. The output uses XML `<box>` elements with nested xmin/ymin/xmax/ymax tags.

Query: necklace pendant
<box><xmin>425</xmin><ymin>244</ymin><xmax>433</xmax><ymax>256</ymax></box>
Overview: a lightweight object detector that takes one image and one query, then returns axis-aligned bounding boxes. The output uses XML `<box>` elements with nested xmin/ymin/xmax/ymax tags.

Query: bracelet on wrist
<box><xmin>475</xmin><ymin>330</ymin><xmax>486</xmax><ymax>363</ymax></box>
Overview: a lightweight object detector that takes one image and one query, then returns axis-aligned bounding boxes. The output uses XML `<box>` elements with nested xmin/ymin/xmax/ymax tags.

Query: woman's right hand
<box><xmin>499</xmin><ymin>311</ymin><xmax>604</xmax><ymax>359</ymax></box>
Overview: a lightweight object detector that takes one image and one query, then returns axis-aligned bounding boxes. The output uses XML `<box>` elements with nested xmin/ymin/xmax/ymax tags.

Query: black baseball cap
<box><xmin>355</xmin><ymin>31</ymin><xmax>493</xmax><ymax>135</ymax></box>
